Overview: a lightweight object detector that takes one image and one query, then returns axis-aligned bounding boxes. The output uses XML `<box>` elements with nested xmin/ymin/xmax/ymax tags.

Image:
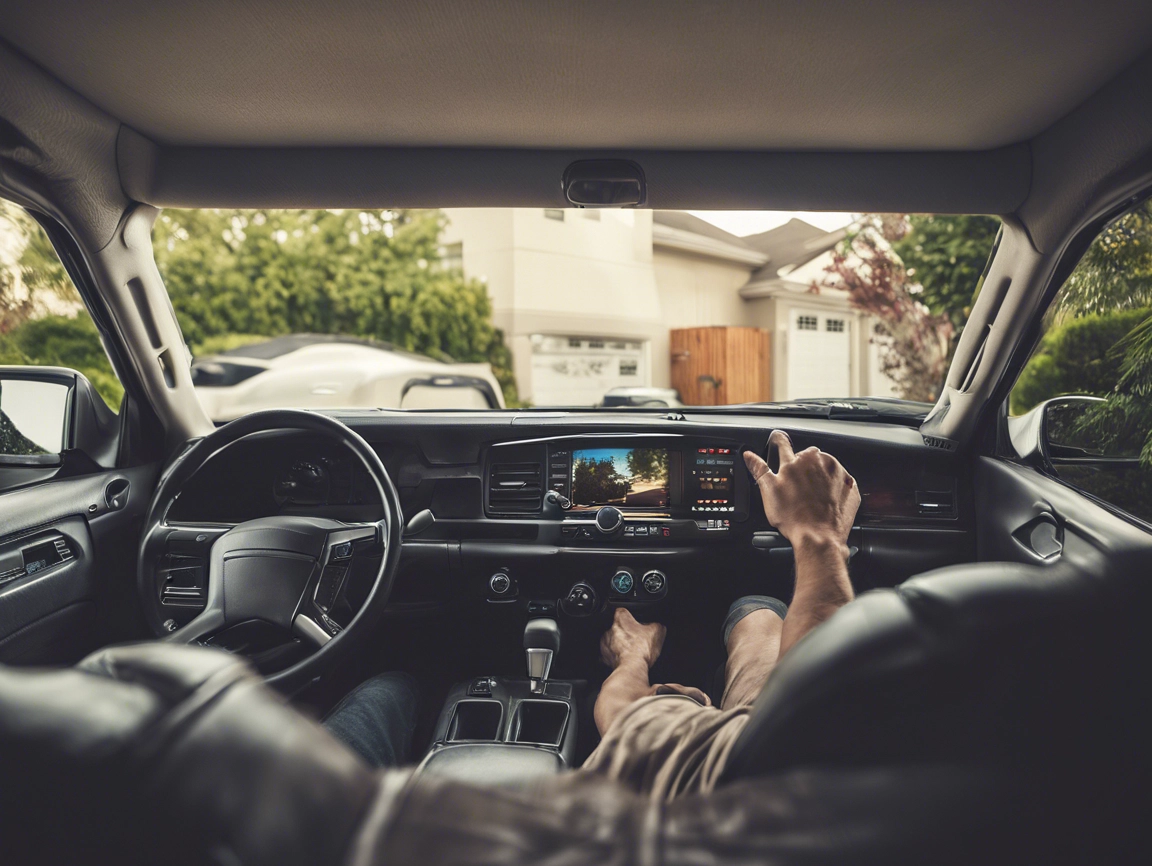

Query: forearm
<box><xmin>779</xmin><ymin>533</ymin><xmax>854</xmax><ymax>657</ymax></box>
<box><xmin>594</xmin><ymin>657</ymin><xmax>653</xmax><ymax>736</ymax></box>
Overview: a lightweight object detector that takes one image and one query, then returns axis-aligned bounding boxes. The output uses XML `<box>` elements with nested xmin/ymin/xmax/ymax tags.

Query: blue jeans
<box><xmin>323</xmin><ymin>671</ymin><xmax>420</xmax><ymax>768</ymax></box>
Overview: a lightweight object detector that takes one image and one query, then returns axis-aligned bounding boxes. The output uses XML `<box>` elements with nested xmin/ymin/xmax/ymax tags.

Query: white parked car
<box><xmin>191</xmin><ymin>334</ymin><xmax>505</xmax><ymax>421</ymax></box>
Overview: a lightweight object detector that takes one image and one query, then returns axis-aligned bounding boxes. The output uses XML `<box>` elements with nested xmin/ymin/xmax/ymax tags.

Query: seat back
<box><xmin>722</xmin><ymin>557</ymin><xmax>1151</xmax><ymax>784</ymax></box>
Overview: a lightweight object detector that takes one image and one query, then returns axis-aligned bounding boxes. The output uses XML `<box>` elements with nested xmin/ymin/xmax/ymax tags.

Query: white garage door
<box><xmin>530</xmin><ymin>335</ymin><xmax>647</xmax><ymax>406</ymax></box>
<box><xmin>786</xmin><ymin>310</ymin><xmax>851</xmax><ymax>399</ymax></box>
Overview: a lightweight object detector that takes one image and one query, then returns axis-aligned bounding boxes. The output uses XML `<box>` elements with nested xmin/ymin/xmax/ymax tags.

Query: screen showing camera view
<box><xmin>570</xmin><ymin>447</ymin><xmax>670</xmax><ymax>509</ymax></box>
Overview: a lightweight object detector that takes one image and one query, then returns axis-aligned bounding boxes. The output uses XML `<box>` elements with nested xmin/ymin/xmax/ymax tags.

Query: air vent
<box><xmin>916</xmin><ymin>490</ymin><xmax>956</xmax><ymax>516</ymax></box>
<box><xmin>161</xmin><ymin>585</ymin><xmax>207</xmax><ymax>608</ymax></box>
<box><xmin>489</xmin><ymin>462</ymin><xmax>544</xmax><ymax>514</ymax></box>
<box><xmin>160</xmin><ymin>555</ymin><xmax>207</xmax><ymax>610</ymax></box>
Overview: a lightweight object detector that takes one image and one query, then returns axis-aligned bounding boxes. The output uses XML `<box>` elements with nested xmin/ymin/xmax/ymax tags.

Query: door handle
<box><xmin>104</xmin><ymin>477</ymin><xmax>130</xmax><ymax>511</ymax></box>
<box><xmin>1011</xmin><ymin>513</ymin><xmax>1063</xmax><ymax>561</ymax></box>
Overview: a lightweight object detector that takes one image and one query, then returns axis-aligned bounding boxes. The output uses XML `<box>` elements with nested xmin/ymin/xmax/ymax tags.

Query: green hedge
<box><xmin>0</xmin><ymin>313</ymin><xmax>123</xmax><ymax>410</ymax></box>
<box><xmin>1010</xmin><ymin>307</ymin><xmax>1150</xmax><ymax>415</ymax></box>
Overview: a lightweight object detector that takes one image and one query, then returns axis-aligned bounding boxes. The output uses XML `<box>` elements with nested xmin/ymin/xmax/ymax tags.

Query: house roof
<box><xmin>653</xmin><ymin>211</ymin><xmax>751</xmax><ymax>248</ymax></box>
<box><xmin>653</xmin><ymin>212</ymin><xmax>846</xmax><ymax>277</ymax></box>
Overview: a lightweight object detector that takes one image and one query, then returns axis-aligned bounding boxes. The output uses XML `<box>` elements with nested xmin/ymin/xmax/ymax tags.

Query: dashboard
<box><xmin>167</xmin><ymin>409</ymin><xmax>975</xmax><ymax>626</ymax></box>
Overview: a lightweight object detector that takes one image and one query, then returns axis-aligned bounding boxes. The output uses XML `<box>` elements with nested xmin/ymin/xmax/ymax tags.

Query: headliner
<box><xmin>4</xmin><ymin>0</ymin><xmax>1152</xmax><ymax>151</ymax></box>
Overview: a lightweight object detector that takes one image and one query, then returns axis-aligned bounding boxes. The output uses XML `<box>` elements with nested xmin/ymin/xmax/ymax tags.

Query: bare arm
<box><xmin>744</xmin><ymin>430</ymin><xmax>860</xmax><ymax>658</ymax></box>
<box><xmin>593</xmin><ymin>608</ymin><xmax>710</xmax><ymax>736</ymax></box>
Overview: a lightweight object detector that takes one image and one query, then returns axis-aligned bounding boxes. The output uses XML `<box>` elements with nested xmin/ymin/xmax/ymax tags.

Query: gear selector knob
<box><xmin>524</xmin><ymin>618</ymin><xmax>560</xmax><ymax>694</ymax></box>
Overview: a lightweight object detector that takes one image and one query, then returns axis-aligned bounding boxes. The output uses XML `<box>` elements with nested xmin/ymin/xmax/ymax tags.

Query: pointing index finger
<box><xmin>769</xmin><ymin>429</ymin><xmax>795</xmax><ymax>464</ymax></box>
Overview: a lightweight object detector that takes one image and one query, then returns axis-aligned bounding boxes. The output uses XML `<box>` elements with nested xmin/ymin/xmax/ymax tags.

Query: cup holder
<box><xmin>447</xmin><ymin>699</ymin><xmax>503</xmax><ymax>741</ymax></box>
<box><xmin>511</xmin><ymin>700</ymin><xmax>569</xmax><ymax>747</ymax></box>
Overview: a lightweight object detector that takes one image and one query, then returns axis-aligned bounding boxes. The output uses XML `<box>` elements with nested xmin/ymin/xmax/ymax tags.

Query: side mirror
<box><xmin>1009</xmin><ymin>395</ymin><xmax>1140</xmax><ymax>466</ymax></box>
<box><xmin>0</xmin><ymin>367</ymin><xmax>119</xmax><ymax>468</ymax></box>
<box><xmin>1043</xmin><ymin>396</ymin><xmax>1141</xmax><ymax>462</ymax></box>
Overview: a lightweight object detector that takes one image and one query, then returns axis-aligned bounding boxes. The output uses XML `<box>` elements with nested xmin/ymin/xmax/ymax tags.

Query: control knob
<box><xmin>595</xmin><ymin>506</ymin><xmax>624</xmax><ymax>534</ymax></box>
<box><xmin>562</xmin><ymin>582</ymin><xmax>597</xmax><ymax>616</ymax></box>
<box><xmin>642</xmin><ymin>570</ymin><xmax>666</xmax><ymax>595</ymax></box>
<box><xmin>489</xmin><ymin>572</ymin><xmax>512</xmax><ymax>595</ymax></box>
<box><xmin>611</xmin><ymin>569</ymin><xmax>634</xmax><ymax>595</ymax></box>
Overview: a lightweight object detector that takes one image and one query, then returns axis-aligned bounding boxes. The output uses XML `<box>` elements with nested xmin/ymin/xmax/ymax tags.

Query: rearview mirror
<box><xmin>0</xmin><ymin>367</ymin><xmax>119</xmax><ymax>468</ymax></box>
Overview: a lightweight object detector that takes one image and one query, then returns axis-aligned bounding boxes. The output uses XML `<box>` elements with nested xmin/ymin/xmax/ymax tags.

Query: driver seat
<box><xmin>718</xmin><ymin>555</ymin><xmax>1152</xmax><ymax>846</ymax></box>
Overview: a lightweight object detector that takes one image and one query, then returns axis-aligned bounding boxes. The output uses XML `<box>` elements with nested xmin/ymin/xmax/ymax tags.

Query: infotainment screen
<box><xmin>570</xmin><ymin>447</ymin><xmax>670</xmax><ymax>510</ymax></box>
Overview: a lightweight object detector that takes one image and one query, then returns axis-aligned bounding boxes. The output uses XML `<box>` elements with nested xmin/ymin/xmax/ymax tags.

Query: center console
<box><xmin>418</xmin><ymin>619</ymin><xmax>579</xmax><ymax>785</ymax></box>
<box><xmin>475</xmin><ymin>434</ymin><xmax>754</xmax><ymax>614</ymax></box>
<box><xmin>488</xmin><ymin>434</ymin><xmax>751</xmax><ymax>535</ymax></box>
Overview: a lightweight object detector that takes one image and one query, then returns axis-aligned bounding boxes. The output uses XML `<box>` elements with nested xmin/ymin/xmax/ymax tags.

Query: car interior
<box><xmin>2</xmin><ymin>2</ymin><xmax>1152</xmax><ymax>863</ymax></box>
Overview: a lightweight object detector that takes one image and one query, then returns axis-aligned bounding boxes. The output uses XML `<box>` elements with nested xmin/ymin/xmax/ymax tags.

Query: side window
<box><xmin>1</xmin><ymin>202</ymin><xmax>122</xmax><ymax>407</ymax></box>
<box><xmin>1</xmin><ymin>202</ymin><xmax>123</xmax><ymax>470</ymax></box>
<box><xmin>1010</xmin><ymin>200</ymin><xmax>1152</xmax><ymax>523</ymax></box>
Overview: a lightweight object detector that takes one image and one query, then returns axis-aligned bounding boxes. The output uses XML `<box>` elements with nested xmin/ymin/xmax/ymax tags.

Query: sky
<box><xmin>573</xmin><ymin>447</ymin><xmax>635</xmax><ymax>477</ymax></box>
<box><xmin>689</xmin><ymin>210</ymin><xmax>856</xmax><ymax>237</ymax></box>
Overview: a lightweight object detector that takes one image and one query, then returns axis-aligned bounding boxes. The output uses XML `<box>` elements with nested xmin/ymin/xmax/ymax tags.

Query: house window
<box><xmin>568</xmin><ymin>338</ymin><xmax>583</xmax><ymax>348</ymax></box>
<box><xmin>796</xmin><ymin>315</ymin><xmax>818</xmax><ymax>330</ymax></box>
<box><xmin>620</xmin><ymin>359</ymin><xmax>638</xmax><ymax>376</ymax></box>
<box><xmin>825</xmin><ymin>318</ymin><xmax>845</xmax><ymax>333</ymax></box>
<box><xmin>588</xmin><ymin>339</ymin><xmax>605</xmax><ymax>349</ymax></box>
<box><xmin>440</xmin><ymin>241</ymin><xmax>463</xmax><ymax>272</ymax></box>
<box><xmin>544</xmin><ymin>209</ymin><xmax>565</xmax><ymax>221</ymax></box>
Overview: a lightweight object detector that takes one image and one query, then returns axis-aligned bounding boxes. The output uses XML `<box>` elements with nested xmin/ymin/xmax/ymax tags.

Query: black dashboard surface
<box><xmin>169</xmin><ymin>409</ymin><xmax>974</xmax><ymax>607</ymax></box>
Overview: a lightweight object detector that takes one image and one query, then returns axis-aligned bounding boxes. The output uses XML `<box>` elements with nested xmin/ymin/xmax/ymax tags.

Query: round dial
<box><xmin>489</xmin><ymin>572</ymin><xmax>511</xmax><ymax>594</ymax></box>
<box><xmin>611</xmin><ymin>570</ymin><xmax>634</xmax><ymax>595</ymax></box>
<box><xmin>642</xmin><ymin>570</ymin><xmax>666</xmax><ymax>594</ymax></box>
<box><xmin>273</xmin><ymin>459</ymin><xmax>331</xmax><ymax>505</ymax></box>
<box><xmin>596</xmin><ymin>506</ymin><xmax>624</xmax><ymax>533</ymax></box>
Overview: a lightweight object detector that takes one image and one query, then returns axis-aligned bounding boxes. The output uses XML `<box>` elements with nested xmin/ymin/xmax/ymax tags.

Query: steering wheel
<box><xmin>137</xmin><ymin>409</ymin><xmax>403</xmax><ymax>691</ymax></box>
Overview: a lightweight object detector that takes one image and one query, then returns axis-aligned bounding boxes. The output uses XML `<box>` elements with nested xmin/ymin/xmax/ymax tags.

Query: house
<box><xmin>440</xmin><ymin>208</ymin><xmax>896</xmax><ymax>405</ymax></box>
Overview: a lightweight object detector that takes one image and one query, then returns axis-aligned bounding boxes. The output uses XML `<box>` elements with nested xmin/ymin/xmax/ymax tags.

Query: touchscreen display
<box><xmin>570</xmin><ymin>447</ymin><xmax>670</xmax><ymax>509</ymax></box>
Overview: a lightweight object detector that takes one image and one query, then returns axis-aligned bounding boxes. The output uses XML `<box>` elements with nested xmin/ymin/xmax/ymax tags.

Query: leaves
<box><xmin>153</xmin><ymin>208</ymin><xmax>520</xmax><ymax>404</ymax></box>
<box><xmin>815</xmin><ymin>221</ymin><xmax>956</xmax><ymax>402</ymax></box>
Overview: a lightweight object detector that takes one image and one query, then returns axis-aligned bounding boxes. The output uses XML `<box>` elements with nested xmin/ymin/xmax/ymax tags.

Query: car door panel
<box><xmin>975</xmin><ymin>457</ymin><xmax>1152</xmax><ymax>573</ymax></box>
<box><xmin>0</xmin><ymin>463</ymin><xmax>158</xmax><ymax>664</ymax></box>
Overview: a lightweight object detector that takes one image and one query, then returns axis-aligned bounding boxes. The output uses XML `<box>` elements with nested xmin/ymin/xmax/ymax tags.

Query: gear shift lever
<box><xmin>523</xmin><ymin>618</ymin><xmax>561</xmax><ymax>694</ymax></box>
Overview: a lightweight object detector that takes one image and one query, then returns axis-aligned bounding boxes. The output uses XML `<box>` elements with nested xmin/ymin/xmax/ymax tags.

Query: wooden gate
<box><xmin>670</xmin><ymin>327</ymin><xmax>771</xmax><ymax>405</ymax></box>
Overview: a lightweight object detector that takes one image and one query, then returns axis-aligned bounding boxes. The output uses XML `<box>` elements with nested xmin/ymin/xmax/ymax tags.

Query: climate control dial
<box><xmin>611</xmin><ymin>569</ymin><xmax>635</xmax><ymax>595</ymax></box>
<box><xmin>642</xmin><ymin>570</ymin><xmax>666</xmax><ymax>595</ymax></box>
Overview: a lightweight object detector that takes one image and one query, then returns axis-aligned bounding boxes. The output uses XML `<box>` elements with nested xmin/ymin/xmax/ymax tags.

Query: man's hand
<box><xmin>743</xmin><ymin>430</ymin><xmax>860</xmax><ymax>554</ymax></box>
<box><xmin>600</xmin><ymin>607</ymin><xmax>666</xmax><ymax>670</ymax></box>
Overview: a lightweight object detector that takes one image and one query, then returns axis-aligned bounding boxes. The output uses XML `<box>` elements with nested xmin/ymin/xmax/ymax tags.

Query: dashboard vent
<box><xmin>489</xmin><ymin>462</ymin><xmax>543</xmax><ymax>514</ymax></box>
<box><xmin>160</xmin><ymin>554</ymin><xmax>207</xmax><ymax>610</ymax></box>
<box><xmin>916</xmin><ymin>490</ymin><xmax>956</xmax><ymax>516</ymax></box>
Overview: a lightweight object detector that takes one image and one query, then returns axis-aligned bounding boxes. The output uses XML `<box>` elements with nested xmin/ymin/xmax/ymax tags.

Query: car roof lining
<box><xmin>4</xmin><ymin>1</ymin><xmax>1152</xmax><ymax>153</ymax></box>
<box><xmin>3</xmin><ymin>3</ymin><xmax>1152</xmax><ymax>257</ymax></box>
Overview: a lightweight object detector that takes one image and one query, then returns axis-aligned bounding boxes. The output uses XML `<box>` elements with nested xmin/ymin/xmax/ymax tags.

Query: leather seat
<box><xmin>0</xmin><ymin>641</ymin><xmax>1069</xmax><ymax>865</ymax></box>
<box><xmin>721</xmin><ymin>555</ymin><xmax>1152</xmax><ymax>819</ymax></box>
<box><xmin>2</xmin><ymin>555</ymin><xmax>1148</xmax><ymax>863</ymax></box>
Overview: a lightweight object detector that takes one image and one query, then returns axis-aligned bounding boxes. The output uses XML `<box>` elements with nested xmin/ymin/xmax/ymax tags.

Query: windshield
<box><xmin>7</xmin><ymin>206</ymin><xmax>999</xmax><ymax>421</ymax></box>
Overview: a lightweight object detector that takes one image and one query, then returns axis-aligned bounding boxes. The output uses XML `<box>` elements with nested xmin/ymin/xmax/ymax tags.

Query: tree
<box><xmin>815</xmin><ymin>218</ymin><xmax>954</xmax><ymax>402</ymax></box>
<box><xmin>1057</xmin><ymin>201</ymin><xmax>1152</xmax><ymax>315</ymax></box>
<box><xmin>1010</xmin><ymin>308</ymin><xmax>1148</xmax><ymax>414</ymax></box>
<box><xmin>891</xmin><ymin>214</ymin><xmax>1000</xmax><ymax>334</ymax></box>
<box><xmin>154</xmin><ymin>208</ymin><xmax>520</xmax><ymax>404</ymax></box>
<box><xmin>0</xmin><ymin>314</ymin><xmax>123</xmax><ymax>408</ymax></box>
<box><xmin>625</xmin><ymin>448</ymin><xmax>669</xmax><ymax>484</ymax></box>
<box><xmin>572</xmin><ymin>456</ymin><xmax>629</xmax><ymax>504</ymax></box>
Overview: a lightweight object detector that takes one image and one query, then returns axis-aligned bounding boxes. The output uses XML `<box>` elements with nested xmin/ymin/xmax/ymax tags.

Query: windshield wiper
<box><xmin>687</xmin><ymin>398</ymin><xmax>930</xmax><ymax>426</ymax></box>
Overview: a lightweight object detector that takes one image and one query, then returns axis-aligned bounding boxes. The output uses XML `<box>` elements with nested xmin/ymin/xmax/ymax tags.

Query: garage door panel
<box><xmin>787</xmin><ymin>310</ymin><xmax>850</xmax><ymax>399</ymax></box>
